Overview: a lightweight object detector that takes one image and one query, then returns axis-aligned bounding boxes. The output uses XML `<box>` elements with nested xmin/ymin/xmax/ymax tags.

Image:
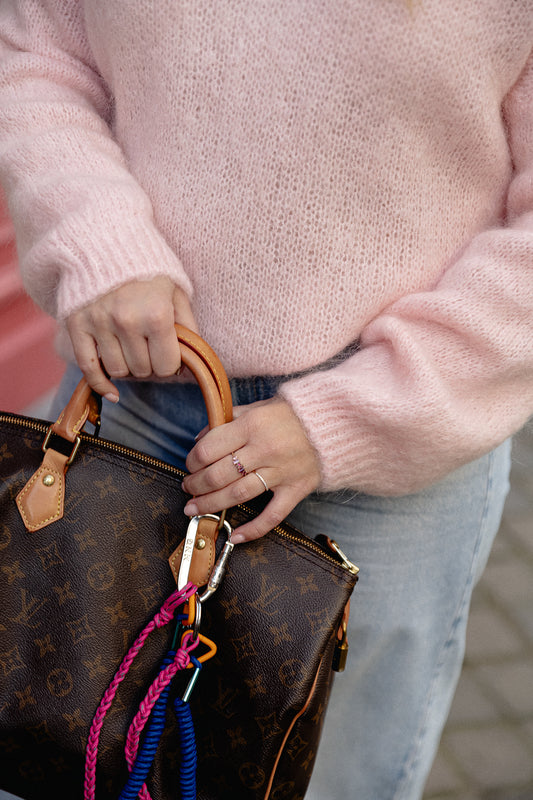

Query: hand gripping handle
<box><xmin>52</xmin><ymin>324</ymin><xmax>233</xmax><ymax>443</ymax></box>
<box><xmin>16</xmin><ymin>326</ymin><xmax>233</xmax><ymax>532</ymax></box>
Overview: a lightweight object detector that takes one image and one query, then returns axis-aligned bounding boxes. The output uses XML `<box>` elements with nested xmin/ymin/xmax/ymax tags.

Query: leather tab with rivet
<box><xmin>16</xmin><ymin>448</ymin><xmax>69</xmax><ymax>533</ymax></box>
<box><xmin>168</xmin><ymin>516</ymin><xmax>219</xmax><ymax>588</ymax></box>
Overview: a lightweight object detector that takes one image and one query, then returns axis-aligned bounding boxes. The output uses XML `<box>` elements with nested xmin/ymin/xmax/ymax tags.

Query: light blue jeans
<box><xmin>52</xmin><ymin>366</ymin><xmax>511</xmax><ymax>800</ymax></box>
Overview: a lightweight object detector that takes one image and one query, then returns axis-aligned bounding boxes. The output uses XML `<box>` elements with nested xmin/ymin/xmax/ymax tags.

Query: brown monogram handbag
<box><xmin>0</xmin><ymin>326</ymin><xmax>359</xmax><ymax>800</ymax></box>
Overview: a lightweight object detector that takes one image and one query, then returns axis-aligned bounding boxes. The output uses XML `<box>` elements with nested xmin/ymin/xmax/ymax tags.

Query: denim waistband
<box><xmin>229</xmin><ymin>339</ymin><xmax>359</xmax><ymax>406</ymax></box>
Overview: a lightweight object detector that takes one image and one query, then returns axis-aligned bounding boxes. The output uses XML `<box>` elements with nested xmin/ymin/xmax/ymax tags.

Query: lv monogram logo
<box><xmin>0</xmin><ymin>442</ymin><xmax>13</xmax><ymax>462</ymax></box>
<box><xmin>108</xmin><ymin>507</ymin><xmax>137</xmax><ymax>539</ymax></box>
<box><xmin>62</xmin><ymin>708</ymin><xmax>86</xmax><ymax>732</ymax></box>
<box><xmin>0</xmin><ymin>415</ymin><xmax>357</xmax><ymax>800</ymax></box>
<box><xmin>104</xmin><ymin>599</ymin><xmax>129</xmax><ymax>625</ymax></box>
<box><xmin>0</xmin><ymin>646</ymin><xmax>30</xmax><ymax>677</ymax></box>
<box><xmin>248</xmin><ymin>574</ymin><xmax>289</xmax><ymax>616</ymax></box>
<box><xmin>146</xmin><ymin>495</ymin><xmax>171</xmax><ymax>519</ymax></box>
<box><xmin>125</xmin><ymin>548</ymin><xmax>149</xmax><ymax>572</ymax></box>
<box><xmin>34</xmin><ymin>634</ymin><xmax>56</xmax><ymax>657</ymax></box>
<box><xmin>15</xmin><ymin>685</ymin><xmax>36</xmax><ymax>710</ymax></box>
<box><xmin>66</xmin><ymin>615</ymin><xmax>95</xmax><ymax>646</ymax></box>
<box><xmin>295</xmin><ymin>573</ymin><xmax>319</xmax><ymax>594</ymax></box>
<box><xmin>46</xmin><ymin>668</ymin><xmax>73</xmax><ymax>698</ymax></box>
<box><xmin>255</xmin><ymin>711</ymin><xmax>283</xmax><ymax>741</ymax></box>
<box><xmin>239</xmin><ymin>762</ymin><xmax>266</xmax><ymax>791</ymax></box>
<box><xmin>212</xmin><ymin>676</ymin><xmax>240</xmax><ymax>719</ymax></box>
<box><xmin>87</xmin><ymin>561</ymin><xmax>115</xmax><ymax>591</ymax></box>
<box><xmin>35</xmin><ymin>541</ymin><xmax>63</xmax><ymax>571</ymax></box>
<box><xmin>2</xmin><ymin>559</ymin><xmax>24</xmax><ymax>584</ymax></box>
<box><xmin>230</xmin><ymin>631</ymin><xmax>257</xmax><ymax>661</ymax></box>
<box><xmin>83</xmin><ymin>653</ymin><xmax>108</xmax><ymax>680</ymax></box>
<box><xmin>0</xmin><ymin>523</ymin><xmax>11</xmax><ymax>550</ymax></box>
<box><xmin>94</xmin><ymin>475</ymin><xmax>118</xmax><ymax>498</ymax></box>
<box><xmin>53</xmin><ymin>581</ymin><xmax>76</xmax><ymax>605</ymax></box>
<box><xmin>10</xmin><ymin>589</ymin><xmax>48</xmax><ymax>629</ymax></box>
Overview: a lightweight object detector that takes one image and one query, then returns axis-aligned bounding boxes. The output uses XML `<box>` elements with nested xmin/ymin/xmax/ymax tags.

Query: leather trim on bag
<box><xmin>16</xmin><ymin>448</ymin><xmax>69</xmax><ymax>532</ymax></box>
<box><xmin>263</xmin><ymin>655</ymin><xmax>325</xmax><ymax>799</ymax></box>
<box><xmin>168</xmin><ymin>515</ymin><xmax>219</xmax><ymax>588</ymax></box>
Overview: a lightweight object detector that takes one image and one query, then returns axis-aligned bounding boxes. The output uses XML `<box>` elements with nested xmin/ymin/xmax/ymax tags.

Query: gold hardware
<box><xmin>1</xmin><ymin>414</ymin><xmax>354</xmax><ymax>573</ymax></box>
<box><xmin>42</xmin><ymin>427</ymin><xmax>81</xmax><ymax>466</ymax></box>
<box><xmin>332</xmin><ymin>621</ymin><xmax>349</xmax><ymax>672</ymax></box>
<box><xmin>195</xmin><ymin>537</ymin><xmax>206</xmax><ymax>550</ymax></box>
<box><xmin>42</xmin><ymin>474</ymin><xmax>55</xmax><ymax>487</ymax></box>
<box><xmin>328</xmin><ymin>539</ymin><xmax>360</xmax><ymax>575</ymax></box>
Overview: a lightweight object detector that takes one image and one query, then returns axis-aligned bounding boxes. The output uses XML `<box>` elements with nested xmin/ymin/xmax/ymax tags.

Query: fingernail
<box><xmin>184</xmin><ymin>502</ymin><xmax>198</xmax><ymax>516</ymax></box>
<box><xmin>104</xmin><ymin>392</ymin><xmax>119</xmax><ymax>404</ymax></box>
<box><xmin>230</xmin><ymin>533</ymin><xmax>244</xmax><ymax>545</ymax></box>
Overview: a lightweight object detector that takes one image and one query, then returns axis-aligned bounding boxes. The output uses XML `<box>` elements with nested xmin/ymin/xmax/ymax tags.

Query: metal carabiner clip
<box><xmin>177</xmin><ymin>513</ymin><xmax>234</xmax><ymax>592</ymax></box>
<box><xmin>198</xmin><ymin>518</ymin><xmax>234</xmax><ymax>604</ymax></box>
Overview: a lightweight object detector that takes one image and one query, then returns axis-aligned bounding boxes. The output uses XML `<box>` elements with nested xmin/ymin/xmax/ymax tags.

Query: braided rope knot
<box><xmin>84</xmin><ymin>582</ymin><xmax>197</xmax><ymax>800</ymax></box>
<box><xmin>155</xmin><ymin>586</ymin><xmax>196</xmax><ymax>627</ymax></box>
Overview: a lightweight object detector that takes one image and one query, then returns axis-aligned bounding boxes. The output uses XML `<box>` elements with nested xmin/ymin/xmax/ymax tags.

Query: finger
<box><xmin>118</xmin><ymin>334</ymin><xmax>153</xmax><ymax>378</ymax></box>
<box><xmin>96</xmin><ymin>334</ymin><xmax>130</xmax><ymax>379</ymax></box>
<box><xmin>183</xmin><ymin>446</ymin><xmax>255</xmax><ymax>496</ymax></box>
<box><xmin>185</xmin><ymin>422</ymin><xmax>245</xmax><ymax>474</ymax></box>
<box><xmin>69</xmin><ymin>330</ymin><xmax>119</xmax><ymax>402</ymax></box>
<box><xmin>183</xmin><ymin>468</ymin><xmax>275</xmax><ymax>518</ymax></box>
<box><xmin>191</xmin><ymin>404</ymin><xmax>246</xmax><ymax>447</ymax></box>
<box><xmin>231</xmin><ymin>487</ymin><xmax>304</xmax><ymax>544</ymax></box>
<box><xmin>194</xmin><ymin>424</ymin><xmax>209</xmax><ymax>443</ymax></box>
<box><xmin>173</xmin><ymin>287</ymin><xmax>200</xmax><ymax>334</ymax></box>
<box><xmin>147</xmin><ymin>326</ymin><xmax>181</xmax><ymax>377</ymax></box>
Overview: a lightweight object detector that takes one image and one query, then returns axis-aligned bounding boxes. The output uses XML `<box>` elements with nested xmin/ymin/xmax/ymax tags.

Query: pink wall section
<box><xmin>0</xmin><ymin>193</ymin><xmax>65</xmax><ymax>413</ymax></box>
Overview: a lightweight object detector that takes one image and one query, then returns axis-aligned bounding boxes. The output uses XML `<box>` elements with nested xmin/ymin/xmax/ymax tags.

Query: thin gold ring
<box><xmin>253</xmin><ymin>471</ymin><xmax>269</xmax><ymax>493</ymax></box>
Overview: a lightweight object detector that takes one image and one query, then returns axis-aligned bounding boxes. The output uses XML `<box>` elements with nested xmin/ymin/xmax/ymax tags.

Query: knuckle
<box><xmin>260</xmin><ymin>506</ymin><xmax>282</xmax><ymax>533</ymax></box>
<box><xmin>112</xmin><ymin>303</ymin><xmax>137</xmax><ymax>332</ymax></box>
<box><xmin>77</xmin><ymin>356</ymin><xmax>100</xmax><ymax>378</ymax></box>
<box><xmin>144</xmin><ymin>305</ymin><xmax>172</xmax><ymax>333</ymax></box>
<box><xmin>204</xmin><ymin>466</ymin><xmax>223</xmax><ymax>491</ymax></box>
<box><xmin>154</xmin><ymin>363</ymin><xmax>180</xmax><ymax>378</ymax></box>
<box><xmin>130</xmin><ymin>369</ymin><xmax>151</xmax><ymax>379</ymax></box>
<box><xmin>107</xmin><ymin>366</ymin><xmax>129</xmax><ymax>378</ymax></box>
<box><xmin>86</xmin><ymin>377</ymin><xmax>110</xmax><ymax>395</ymax></box>
<box><xmin>232</xmin><ymin>479</ymin><xmax>250</xmax><ymax>503</ymax></box>
<box><xmin>193</xmin><ymin>440</ymin><xmax>211</xmax><ymax>468</ymax></box>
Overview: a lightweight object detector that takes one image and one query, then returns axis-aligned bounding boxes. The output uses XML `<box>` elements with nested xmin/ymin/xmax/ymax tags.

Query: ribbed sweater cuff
<box><xmin>52</xmin><ymin>211</ymin><xmax>192</xmax><ymax>319</ymax></box>
<box><xmin>279</xmin><ymin>374</ymin><xmax>385</xmax><ymax>495</ymax></box>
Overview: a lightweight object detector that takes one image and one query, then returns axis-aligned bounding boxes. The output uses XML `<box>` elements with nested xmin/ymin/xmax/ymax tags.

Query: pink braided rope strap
<box><xmin>124</xmin><ymin>632</ymin><xmax>200</xmax><ymax>800</ymax></box>
<box><xmin>84</xmin><ymin>583</ymin><xmax>197</xmax><ymax>800</ymax></box>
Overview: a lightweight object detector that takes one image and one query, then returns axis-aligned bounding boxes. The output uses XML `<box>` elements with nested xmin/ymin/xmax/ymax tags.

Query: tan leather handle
<box><xmin>17</xmin><ymin>327</ymin><xmax>233</xmax><ymax>534</ymax></box>
<box><xmin>52</xmin><ymin>325</ymin><xmax>233</xmax><ymax>443</ymax></box>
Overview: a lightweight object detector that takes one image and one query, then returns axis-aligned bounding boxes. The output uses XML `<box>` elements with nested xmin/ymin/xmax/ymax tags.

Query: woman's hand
<box><xmin>66</xmin><ymin>276</ymin><xmax>198</xmax><ymax>401</ymax></box>
<box><xmin>182</xmin><ymin>397</ymin><xmax>321</xmax><ymax>543</ymax></box>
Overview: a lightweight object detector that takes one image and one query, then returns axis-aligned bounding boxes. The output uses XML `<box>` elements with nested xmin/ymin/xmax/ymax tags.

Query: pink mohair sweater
<box><xmin>1</xmin><ymin>0</ymin><xmax>533</xmax><ymax>495</ymax></box>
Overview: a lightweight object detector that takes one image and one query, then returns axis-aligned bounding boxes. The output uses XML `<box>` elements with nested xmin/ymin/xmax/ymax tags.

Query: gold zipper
<box><xmin>0</xmin><ymin>412</ymin><xmax>184</xmax><ymax>477</ymax></box>
<box><xmin>245</xmin><ymin>512</ymin><xmax>359</xmax><ymax>574</ymax></box>
<box><xmin>1</xmin><ymin>412</ymin><xmax>358</xmax><ymax>574</ymax></box>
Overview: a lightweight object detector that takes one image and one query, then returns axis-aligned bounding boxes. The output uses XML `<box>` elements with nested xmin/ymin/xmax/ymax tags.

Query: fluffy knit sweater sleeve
<box><xmin>0</xmin><ymin>0</ymin><xmax>192</xmax><ymax>319</ymax></box>
<box><xmin>1</xmin><ymin>1</ymin><xmax>533</xmax><ymax>496</ymax></box>
<box><xmin>281</xmin><ymin>51</ymin><xmax>533</xmax><ymax>495</ymax></box>
<box><xmin>281</xmin><ymin>51</ymin><xmax>533</xmax><ymax>494</ymax></box>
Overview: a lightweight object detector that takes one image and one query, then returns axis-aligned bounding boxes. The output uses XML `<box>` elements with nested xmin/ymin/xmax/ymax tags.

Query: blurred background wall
<box><xmin>0</xmin><ymin>189</ymin><xmax>65</xmax><ymax>414</ymax></box>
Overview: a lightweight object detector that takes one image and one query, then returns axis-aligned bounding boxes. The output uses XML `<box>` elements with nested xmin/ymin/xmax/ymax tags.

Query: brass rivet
<box><xmin>195</xmin><ymin>537</ymin><xmax>206</xmax><ymax>550</ymax></box>
<box><xmin>42</xmin><ymin>474</ymin><xmax>55</xmax><ymax>487</ymax></box>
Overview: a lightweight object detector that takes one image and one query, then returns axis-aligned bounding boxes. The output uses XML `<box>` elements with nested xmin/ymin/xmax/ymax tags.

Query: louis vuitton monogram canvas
<box><xmin>0</xmin><ymin>416</ymin><xmax>356</xmax><ymax>800</ymax></box>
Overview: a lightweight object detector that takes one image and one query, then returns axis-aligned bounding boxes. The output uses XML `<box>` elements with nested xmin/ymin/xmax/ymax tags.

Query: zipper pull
<box><xmin>327</xmin><ymin>539</ymin><xmax>360</xmax><ymax>576</ymax></box>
